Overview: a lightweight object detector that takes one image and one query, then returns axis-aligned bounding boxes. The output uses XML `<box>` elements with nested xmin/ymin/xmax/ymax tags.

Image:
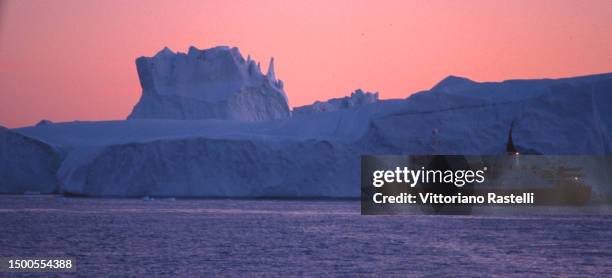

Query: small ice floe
<box><xmin>142</xmin><ymin>196</ymin><xmax>154</xmax><ymax>201</ymax></box>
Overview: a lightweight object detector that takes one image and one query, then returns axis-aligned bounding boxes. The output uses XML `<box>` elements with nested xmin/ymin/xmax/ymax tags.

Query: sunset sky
<box><xmin>1</xmin><ymin>0</ymin><xmax>611</xmax><ymax>127</ymax></box>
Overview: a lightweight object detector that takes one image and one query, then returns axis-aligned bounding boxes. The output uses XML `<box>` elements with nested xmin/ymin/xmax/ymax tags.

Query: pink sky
<box><xmin>1</xmin><ymin>0</ymin><xmax>611</xmax><ymax>127</ymax></box>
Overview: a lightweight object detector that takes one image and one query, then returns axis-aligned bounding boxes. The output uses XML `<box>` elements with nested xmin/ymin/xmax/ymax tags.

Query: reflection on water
<box><xmin>0</xmin><ymin>196</ymin><xmax>611</xmax><ymax>276</ymax></box>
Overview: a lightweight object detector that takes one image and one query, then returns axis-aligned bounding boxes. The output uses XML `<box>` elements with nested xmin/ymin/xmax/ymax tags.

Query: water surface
<box><xmin>1</xmin><ymin>196</ymin><xmax>611</xmax><ymax>276</ymax></box>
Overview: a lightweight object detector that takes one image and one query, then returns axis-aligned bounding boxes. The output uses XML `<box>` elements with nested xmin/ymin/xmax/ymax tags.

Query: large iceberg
<box><xmin>363</xmin><ymin>74</ymin><xmax>612</xmax><ymax>155</ymax></box>
<box><xmin>1</xmin><ymin>45</ymin><xmax>612</xmax><ymax>198</ymax></box>
<box><xmin>128</xmin><ymin>46</ymin><xmax>290</xmax><ymax>121</ymax></box>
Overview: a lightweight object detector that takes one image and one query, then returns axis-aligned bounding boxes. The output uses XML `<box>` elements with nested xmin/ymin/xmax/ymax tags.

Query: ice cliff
<box><xmin>128</xmin><ymin>46</ymin><xmax>290</xmax><ymax>121</ymax></box>
<box><xmin>0</xmin><ymin>126</ymin><xmax>61</xmax><ymax>194</ymax></box>
<box><xmin>1</xmin><ymin>45</ymin><xmax>612</xmax><ymax>198</ymax></box>
<box><xmin>293</xmin><ymin>89</ymin><xmax>378</xmax><ymax>115</ymax></box>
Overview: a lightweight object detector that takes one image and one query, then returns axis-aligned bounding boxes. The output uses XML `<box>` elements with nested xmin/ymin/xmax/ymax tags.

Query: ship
<box><xmin>472</xmin><ymin>128</ymin><xmax>592</xmax><ymax>206</ymax></box>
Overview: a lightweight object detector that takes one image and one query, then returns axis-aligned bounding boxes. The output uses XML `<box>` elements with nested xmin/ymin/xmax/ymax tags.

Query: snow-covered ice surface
<box><xmin>293</xmin><ymin>89</ymin><xmax>379</xmax><ymax>115</ymax></box>
<box><xmin>5</xmin><ymin>72</ymin><xmax>612</xmax><ymax>197</ymax></box>
<box><xmin>1</xmin><ymin>197</ymin><xmax>611</xmax><ymax>276</ymax></box>
<box><xmin>128</xmin><ymin>46</ymin><xmax>290</xmax><ymax>121</ymax></box>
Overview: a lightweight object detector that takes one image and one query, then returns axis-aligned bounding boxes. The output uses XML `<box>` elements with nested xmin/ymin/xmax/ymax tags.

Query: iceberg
<box><xmin>362</xmin><ymin>74</ymin><xmax>612</xmax><ymax>155</ymax></box>
<box><xmin>2</xmin><ymin>45</ymin><xmax>612</xmax><ymax>198</ymax></box>
<box><xmin>128</xmin><ymin>46</ymin><xmax>290</xmax><ymax>121</ymax></box>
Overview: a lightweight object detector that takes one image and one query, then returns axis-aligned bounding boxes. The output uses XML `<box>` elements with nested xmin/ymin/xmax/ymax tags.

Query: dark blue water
<box><xmin>1</xmin><ymin>196</ymin><xmax>611</xmax><ymax>276</ymax></box>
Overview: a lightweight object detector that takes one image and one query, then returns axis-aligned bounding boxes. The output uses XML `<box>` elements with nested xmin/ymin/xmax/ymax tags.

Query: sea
<box><xmin>0</xmin><ymin>196</ymin><xmax>611</xmax><ymax>276</ymax></box>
